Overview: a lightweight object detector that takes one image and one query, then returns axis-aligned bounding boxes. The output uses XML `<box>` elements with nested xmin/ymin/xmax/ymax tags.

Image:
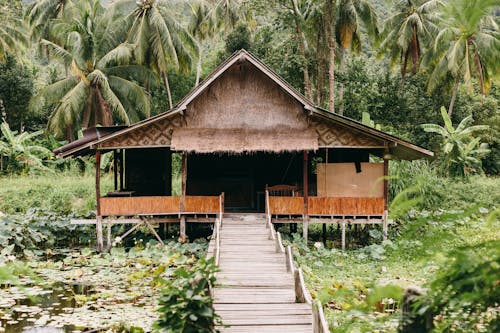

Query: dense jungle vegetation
<box><xmin>0</xmin><ymin>0</ymin><xmax>499</xmax><ymax>332</ymax></box>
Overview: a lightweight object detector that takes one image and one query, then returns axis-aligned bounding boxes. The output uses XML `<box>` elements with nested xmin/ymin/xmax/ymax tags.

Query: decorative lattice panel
<box><xmin>99</xmin><ymin>115</ymin><xmax>183</xmax><ymax>148</ymax></box>
<box><xmin>311</xmin><ymin>119</ymin><xmax>384</xmax><ymax>147</ymax></box>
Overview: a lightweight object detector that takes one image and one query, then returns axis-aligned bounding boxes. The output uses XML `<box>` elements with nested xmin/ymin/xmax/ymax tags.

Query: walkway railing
<box><xmin>267</xmin><ymin>214</ymin><xmax>330</xmax><ymax>333</ymax></box>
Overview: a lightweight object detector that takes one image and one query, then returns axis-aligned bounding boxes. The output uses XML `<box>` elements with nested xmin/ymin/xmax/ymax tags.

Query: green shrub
<box><xmin>155</xmin><ymin>257</ymin><xmax>222</xmax><ymax>333</ymax></box>
<box><xmin>412</xmin><ymin>241</ymin><xmax>500</xmax><ymax>333</ymax></box>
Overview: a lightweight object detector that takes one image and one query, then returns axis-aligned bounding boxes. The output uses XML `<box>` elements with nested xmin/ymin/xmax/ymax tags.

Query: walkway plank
<box><xmin>214</xmin><ymin>214</ymin><xmax>313</xmax><ymax>332</ymax></box>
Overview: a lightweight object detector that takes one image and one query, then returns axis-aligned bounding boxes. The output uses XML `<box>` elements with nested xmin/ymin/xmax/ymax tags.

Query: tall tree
<box><xmin>425</xmin><ymin>0</ymin><xmax>500</xmax><ymax>116</ymax></box>
<box><xmin>30</xmin><ymin>0</ymin><xmax>151</xmax><ymax>140</ymax></box>
<box><xmin>0</xmin><ymin>1</ymin><xmax>28</xmax><ymax>63</ymax></box>
<box><xmin>378</xmin><ymin>0</ymin><xmax>442</xmax><ymax>83</ymax></box>
<box><xmin>188</xmin><ymin>0</ymin><xmax>250</xmax><ymax>86</ymax></box>
<box><xmin>335</xmin><ymin>0</ymin><xmax>379</xmax><ymax>114</ymax></box>
<box><xmin>107</xmin><ymin>0</ymin><xmax>198</xmax><ymax>109</ymax></box>
<box><xmin>26</xmin><ymin>0</ymin><xmax>73</xmax><ymax>60</ymax></box>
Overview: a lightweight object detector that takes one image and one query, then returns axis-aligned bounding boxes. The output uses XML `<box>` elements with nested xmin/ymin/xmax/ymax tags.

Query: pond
<box><xmin>0</xmin><ymin>283</ymin><xmax>92</xmax><ymax>333</ymax></box>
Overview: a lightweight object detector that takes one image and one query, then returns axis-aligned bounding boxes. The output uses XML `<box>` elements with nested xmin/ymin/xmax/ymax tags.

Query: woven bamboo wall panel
<box><xmin>311</xmin><ymin>119</ymin><xmax>384</xmax><ymax>147</ymax></box>
<box><xmin>100</xmin><ymin>196</ymin><xmax>181</xmax><ymax>216</ymax></box>
<box><xmin>269</xmin><ymin>196</ymin><xmax>304</xmax><ymax>215</ymax></box>
<box><xmin>185</xmin><ymin>196</ymin><xmax>219</xmax><ymax>213</ymax></box>
<box><xmin>308</xmin><ymin>197</ymin><xmax>384</xmax><ymax>215</ymax></box>
<box><xmin>99</xmin><ymin>115</ymin><xmax>183</xmax><ymax>148</ymax></box>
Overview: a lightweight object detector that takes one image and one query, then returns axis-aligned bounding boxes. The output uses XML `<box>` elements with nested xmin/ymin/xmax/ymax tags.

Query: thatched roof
<box><xmin>55</xmin><ymin>50</ymin><xmax>433</xmax><ymax>160</ymax></box>
<box><xmin>171</xmin><ymin>128</ymin><xmax>318</xmax><ymax>153</ymax></box>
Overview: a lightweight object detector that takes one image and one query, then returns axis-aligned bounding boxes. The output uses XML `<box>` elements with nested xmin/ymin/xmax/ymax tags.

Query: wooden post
<box><xmin>119</xmin><ymin>149</ymin><xmax>124</xmax><ymax>191</ymax></box>
<box><xmin>322</xmin><ymin>224</ymin><xmax>327</xmax><ymax>245</ymax></box>
<box><xmin>341</xmin><ymin>220</ymin><xmax>346</xmax><ymax>250</ymax></box>
<box><xmin>303</xmin><ymin>151</ymin><xmax>309</xmax><ymax>240</ymax></box>
<box><xmin>383</xmin><ymin>157</ymin><xmax>389</xmax><ymax>241</ymax></box>
<box><xmin>106</xmin><ymin>222</ymin><xmax>112</xmax><ymax>252</ymax></box>
<box><xmin>113</xmin><ymin>150</ymin><xmax>118</xmax><ymax>191</ymax></box>
<box><xmin>180</xmin><ymin>152</ymin><xmax>188</xmax><ymax>242</ymax></box>
<box><xmin>95</xmin><ymin>150</ymin><xmax>103</xmax><ymax>252</ymax></box>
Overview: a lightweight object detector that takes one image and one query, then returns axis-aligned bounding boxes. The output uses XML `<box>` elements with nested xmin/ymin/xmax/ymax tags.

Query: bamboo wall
<box><xmin>268</xmin><ymin>197</ymin><xmax>384</xmax><ymax>216</ymax></box>
<box><xmin>268</xmin><ymin>197</ymin><xmax>304</xmax><ymax>215</ymax></box>
<box><xmin>100</xmin><ymin>196</ymin><xmax>219</xmax><ymax>216</ymax></box>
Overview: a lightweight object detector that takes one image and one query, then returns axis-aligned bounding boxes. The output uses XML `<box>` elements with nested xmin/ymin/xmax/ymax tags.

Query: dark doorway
<box><xmin>187</xmin><ymin>153</ymin><xmax>302</xmax><ymax>211</ymax></box>
<box><xmin>125</xmin><ymin>148</ymin><xmax>172</xmax><ymax>196</ymax></box>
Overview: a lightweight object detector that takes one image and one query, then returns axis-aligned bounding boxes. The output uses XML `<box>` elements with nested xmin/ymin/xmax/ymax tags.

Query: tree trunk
<box><xmin>474</xmin><ymin>49</ymin><xmax>485</xmax><ymax>105</ymax></box>
<box><xmin>195</xmin><ymin>47</ymin><xmax>203</xmax><ymax>87</ymax></box>
<box><xmin>448</xmin><ymin>75</ymin><xmax>460</xmax><ymax>117</ymax></box>
<box><xmin>338</xmin><ymin>47</ymin><xmax>346</xmax><ymax>115</ymax></box>
<box><xmin>291</xmin><ymin>0</ymin><xmax>313</xmax><ymax>101</ymax></box>
<box><xmin>326</xmin><ymin>0</ymin><xmax>336</xmax><ymax>113</ymax></box>
<box><xmin>401</xmin><ymin>49</ymin><xmax>409</xmax><ymax>85</ymax></box>
<box><xmin>162</xmin><ymin>71</ymin><xmax>173</xmax><ymax>109</ymax></box>
<box><xmin>411</xmin><ymin>25</ymin><xmax>419</xmax><ymax>75</ymax></box>
<box><xmin>316</xmin><ymin>29</ymin><xmax>324</xmax><ymax>106</ymax></box>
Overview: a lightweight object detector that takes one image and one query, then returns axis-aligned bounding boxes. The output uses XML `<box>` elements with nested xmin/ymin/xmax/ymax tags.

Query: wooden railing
<box><xmin>266</xmin><ymin>194</ymin><xmax>384</xmax><ymax>217</ymax></box>
<box><xmin>268</xmin><ymin>220</ymin><xmax>330</xmax><ymax>333</ymax></box>
<box><xmin>100</xmin><ymin>195</ymin><xmax>221</xmax><ymax>216</ymax></box>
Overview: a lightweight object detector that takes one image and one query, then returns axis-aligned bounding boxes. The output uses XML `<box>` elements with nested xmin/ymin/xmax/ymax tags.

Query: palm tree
<box><xmin>106</xmin><ymin>0</ymin><xmax>198</xmax><ymax>109</ymax></box>
<box><xmin>378</xmin><ymin>0</ymin><xmax>443</xmax><ymax>83</ymax></box>
<box><xmin>0</xmin><ymin>3</ymin><xmax>29</xmax><ymax>63</ymax></box>
<box><xmin>30</xmin><ymin>0</ymin><xmax>151</xmax><ymax>140</ymax></box>
<box><xmin>425</xmin><ymin>0</ymin><xmax>500</xmax><ymax>116</ymax></box>
<box><xmin>26</xmin><ymin>0</ymin><xmax>73</xmax><ymax>60</ymax></box>
<box><xmin>335</xmin><ymin>0</ymin><xmax>379</xmax><ymax>114</ymax></box>
<box><xmin>421</xmin><ymin>106</ymin><xmax>490</xmax><ymax>176</ymax></box>
<box><xmin>188</xmin><ymin>0</ymin><xmax>249</xmax><ymax>86</ymax></box>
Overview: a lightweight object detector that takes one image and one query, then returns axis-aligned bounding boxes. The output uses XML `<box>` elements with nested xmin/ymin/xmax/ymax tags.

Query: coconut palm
<box><xmin>335</xmin><ymin>0</ymin><xmax>379</xmax><ymax>114</ymax></box>
<box><xmin>378</xmin><ymin>0</ymin><xmax>443</xmax><ymax>83</ymax></box>
<box><xmin>30</xmin><ymin>0</ymin><xmax>151</xmax><ymax>140</ymax></box>
<box><xmin>0</xmin><ymin>3</ymin><xmax>29</xmax><ymax>63</ymax></box>
<box><xmin>106</xmin><ymin>0</ymin><xmax>198</xmax><ymax>109</ymax></box>
<box><xmin>26</xmin><ymin>0</ymin><xmax>74</xmax><ymax>59</ymax></box>
<box><xmin>425</xmin><ymin>0</ymin><xmax>500</xmax><ymax>116</ymax></box>
<box><xmin>422</xmin><ymin>106</ymin><xmax>490</xmax><ymax>176</ymax></box>
<box><xmin>188</xmin><ymin>0</ymin><xmax>249</xmax><ymax>86</ymax></box>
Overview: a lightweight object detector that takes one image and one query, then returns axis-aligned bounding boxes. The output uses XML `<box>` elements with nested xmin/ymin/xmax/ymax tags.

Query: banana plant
<box><xmin>421</xmin><ymin>106</ymin><xmax>490</xmax><ymax>176</ymax></box>
<box><xmin>0</xmin><ymin>122</ymin><xmax>52</xmax><ymax>174</ymax></box>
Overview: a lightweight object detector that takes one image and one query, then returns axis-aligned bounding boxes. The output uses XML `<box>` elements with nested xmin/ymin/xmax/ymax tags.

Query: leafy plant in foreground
<box><xmin>412</xmin><ymin>240</ymin><xmax>500</xmax><ymax>332</ymax></box>
<box><xmin>155</xmin><ymin>257</ymin><xmax>221</xmax><ymax>333</ymax></box>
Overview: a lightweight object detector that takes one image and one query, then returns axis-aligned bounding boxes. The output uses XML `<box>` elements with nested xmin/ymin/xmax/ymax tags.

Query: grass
<box><xmin>0</xmin><ymin>171</ymin><xmax>113</xmax><ymax>215</ymax></box>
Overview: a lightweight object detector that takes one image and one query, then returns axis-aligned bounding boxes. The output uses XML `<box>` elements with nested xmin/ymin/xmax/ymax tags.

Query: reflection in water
<box><xmin>0</xmin><ymin>283</ymin><xmax>92</xmax><ymax>333</ymax></box>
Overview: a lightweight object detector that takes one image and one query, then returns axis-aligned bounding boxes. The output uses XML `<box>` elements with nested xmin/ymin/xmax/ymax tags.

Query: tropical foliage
<box><xmin>422</xmin><ymin>106</ymin><xmax>490</xmax><ymax>176</ymax></box>
<box><xmin>0</xmin><ymin>122</ymin><xmax>52</xmax><ymax>174</ymax></box>
<box><xmin>424</xmin><ymin>0</ymin><xmax>500</xmax><ymax>116</ymax></box>
<box><xmin>29</xmin><ymin>0</ymin><xmax>151</xmax><ymax>140</ymax></box>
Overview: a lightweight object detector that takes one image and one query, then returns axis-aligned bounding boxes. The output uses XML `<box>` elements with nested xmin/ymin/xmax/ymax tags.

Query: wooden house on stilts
<box><xmin>55</xmin><ymin>50</ymin><xmax>433</xmax><ymax>251</ymax></box>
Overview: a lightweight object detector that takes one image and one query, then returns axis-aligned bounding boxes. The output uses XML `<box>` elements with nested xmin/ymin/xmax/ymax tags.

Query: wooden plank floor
<box><xmin>214</xmin><ymin>214</ymin><xmax>312</xmax><ymax>332</ymax></box>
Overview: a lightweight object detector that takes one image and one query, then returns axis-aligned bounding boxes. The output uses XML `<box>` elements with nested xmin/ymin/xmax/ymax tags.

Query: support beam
<box><xmin>180</xmin><ymin>216</ymin><xmax>187</xmax><ymax>242</ymax></box>
<box><xmin>341</xmin><ymin>221</ymin><xmax>346</xmax><ymax>250</ymax></box>
<box><xmin>113</xmin><ymin>150</ymin><xmax>118</xmax><ymax>191</ymax></box>
<box><xmin>95</xmin><ymin>150</ymin><xmax>103</xmax><ymax>252</ymax></box>
<box><xmin>302</xmin><ymin>151</ymin><xmax>309</xmax><ymax>240</ymax></box>
<box><xmin>119</xmin><ymin>149</ymin><xmax>124</xmax><ymax>191</ymax></box>
<box><xmin>106</xmin><ymin>223</ymin><xmax>112</xmax><ymax>252</ymax></box>
<box><xmin>383</xmin><ymin>157</ymin><xmax>389</xmax><ymax>241</ymax></box>
<box><xmin>180</xmin><ymin>152</ymin><xmax>188</xmax><ymax>242</ymax></box>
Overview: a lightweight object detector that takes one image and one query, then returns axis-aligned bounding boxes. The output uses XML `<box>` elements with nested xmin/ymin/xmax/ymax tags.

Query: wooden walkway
<box><xmin>213</xmin><ymin>214</ymin><xmax>313</xmax><ymax>332</ymax></box>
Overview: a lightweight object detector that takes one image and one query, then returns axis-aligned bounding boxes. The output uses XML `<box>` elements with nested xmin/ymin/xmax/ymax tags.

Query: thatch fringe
<box><xmin>171</xmin><ymin>128</ymin><xmax>318</xmax><ymax>153</ymax></box>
